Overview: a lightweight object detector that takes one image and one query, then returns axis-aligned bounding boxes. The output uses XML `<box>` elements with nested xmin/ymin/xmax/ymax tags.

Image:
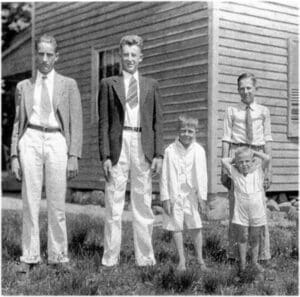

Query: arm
<box><xmin>11</xmin><ymin>84</ymin><xmax>22</xmax><ymax>181</ymax></box>
<box><xmin>221</xmin><ymin>107</ymin><xmax>233</xmax><ymax>189</ymax></box>
<box><xmin>253</xmin><ymin>150</ymin><xmax>270</xmax><ymax>171</ymax></box>
<box><xmin>160</xmin><ymin>150</ymin><xmax>171</xmax><ymax>215</ymax></box>
<box><xmin>263</xmin><ymin>107</ymin><xmax>273</xmax><ymax>189</ymax></box>
<box><xmin>151</xmin><ymin>80</ymin><xmax>163</xmax><ymax>174</ymax></box>
<box><xmin>67</xmin><ymin>79</ymin><xmax>83</xmax><ymax>179</ymax></box>
<box><xmin>98</xmin><ymin>79</ymin><xmax>112</xmax><ymax>182</ymax></box>
<box><xmin>221</xmin><ymin>157</ymin><xmax>234</xmax><ymax>176</ymax></box>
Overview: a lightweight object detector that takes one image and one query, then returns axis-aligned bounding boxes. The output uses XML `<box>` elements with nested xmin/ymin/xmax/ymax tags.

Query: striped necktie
<box><xmin>40</xmin><ymin>75</ymin><xmax>52</xmax><ymax>126</ymax></box>
<box><xmin>245</xmin><ymin>105</ymin><xmax>253</xmax><ymax>143</ymax></box>
<box><xmin>126</xmin><ymin>76</ymin><xmax>138</xmax><ymax>108</ymax></box>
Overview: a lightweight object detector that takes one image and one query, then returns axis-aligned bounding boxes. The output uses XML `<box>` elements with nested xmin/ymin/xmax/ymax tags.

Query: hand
<box><xmin>162</xmin><ymin>200</ymin><xmax>172</xmax><ymax>216</ymax></box>
<box><xmin>198</xmin><ymin>199</ymin><xmax>207</xmax><ymax>216</ymax></box>
<box><xmin>151</xmin><ymin>157</ymin><xmax>162</xmax><ymax>176</ymax></box>
<box><xmin>67</xmin><ymin>156</ymin><xmax>78</xmax><ymax>179</ymax></box>
<box><xmin>264</xmin><ymin>171</ymin><xmax>272</xmax><ymax>190</ymax></box>
<box><xmin>103</xmin><ymin>159</ymin><xmax>112</xmax><ymax>182</ymax></box>
<box><xmin>221</xmin><ymin>171</ymin><xmax>231</xmax><ymax>190</ymax></box>
<box><xmin>11</xmin><ymin>157</ymin><xmax>22</xmax><ymax>181</ymax></box>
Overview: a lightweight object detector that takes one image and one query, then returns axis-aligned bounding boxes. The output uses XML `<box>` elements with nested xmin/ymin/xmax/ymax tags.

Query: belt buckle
<box><xmin>42</xmin><ymin>126</ymin><xmax>47</xmax><ymax>132</ymax></box>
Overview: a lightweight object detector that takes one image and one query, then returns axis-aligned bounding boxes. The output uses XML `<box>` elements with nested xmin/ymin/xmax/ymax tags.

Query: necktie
<box><xmin>126</xmin><ymin>76</ymin><xmax>138</xmax><ymax>108</ymax></box>
<box><xmin>245</xmin><ymin>105</ymin><xmax>253</xmax><ymax>143</ymax></box>
<box><xmin>40</xmin><ymin>75</ymin><xmax>52</xmax><ymax>126</ymax></box>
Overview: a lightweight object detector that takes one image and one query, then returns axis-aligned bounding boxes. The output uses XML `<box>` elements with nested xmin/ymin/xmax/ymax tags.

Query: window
<box><xmin>287</xmin><ymin>37</ymin><xmax>299</xmax><ymax>137</ymax></box>
<box><xmin>91</xmin><ymin>47</ymin><xmax>120</xmax><ymax>123</ymax></box>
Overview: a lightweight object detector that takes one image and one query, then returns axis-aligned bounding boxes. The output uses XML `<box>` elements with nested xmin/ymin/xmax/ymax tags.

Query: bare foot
<box><xmin>252</xmin><ymin>263</ymin><xmax>264</xmax><ymax>273</ymax></box>
<box><xmin>176</xmin><ymin>262</ymin><xmax>186</xmax><ymax>271</ymax></box>
<box><xmin>198</xmin><ymin>261</ymin><xmax>210</xmax><ymax>272</ymax></box>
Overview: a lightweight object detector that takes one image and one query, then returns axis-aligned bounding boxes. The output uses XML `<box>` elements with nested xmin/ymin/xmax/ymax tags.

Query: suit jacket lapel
<box><xmin>53</xmin><ymin>72</ymin><xmax>63</xmax><ymax>110</ymax></box>
<box><xmin>24</xmin><ymin>76</ymin><xmax>36</xmax><ymax>118</ymax></box>
<box><xmin>139</xmin><ymin>75</ymin><xmax>148</xmax><ymax>107</ymax></box>
<box><xmin>112</xmin><ymin>75</ymin><xmax>126</xmax><ymax>109</ymax></box>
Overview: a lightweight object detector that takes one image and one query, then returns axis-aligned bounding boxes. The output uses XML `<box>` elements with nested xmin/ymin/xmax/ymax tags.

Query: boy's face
<box><xmin>178</xmin><ymin>124</ymin><xmax>196</xmax><ymax>148</ymax></box>
<box><xmin>236</xmin><ymin>153</ymin><xmax>253</xmax><ymax>175</ymax></box>
<box><xmin>238</xmin><ymin>77</ymin><xmax>256</xmax><ymax>105</ymax></box>
<box><xmin>120</xmin><ymin>44</ymin><xmax>143</xmax><ymax>74</ymax></box>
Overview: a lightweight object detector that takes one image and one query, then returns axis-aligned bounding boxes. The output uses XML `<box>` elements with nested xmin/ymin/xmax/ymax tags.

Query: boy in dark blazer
<box><xmin>98</xmin><ymin>35</ymin><xmax>163</xmax><ymax>266</ymax></box>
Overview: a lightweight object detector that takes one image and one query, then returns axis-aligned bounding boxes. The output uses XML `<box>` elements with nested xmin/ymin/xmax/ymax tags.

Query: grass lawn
<box><xmin>2</xmin><ymin>209</ymin><xmax>298</xmax><ymax>295</ymax></box>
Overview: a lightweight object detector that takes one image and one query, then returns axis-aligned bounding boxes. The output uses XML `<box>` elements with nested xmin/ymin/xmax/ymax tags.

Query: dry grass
<box><xmin>1</xmin><ymin>209</ymin><xmax>298</xmax><ymax>295</ymax></box>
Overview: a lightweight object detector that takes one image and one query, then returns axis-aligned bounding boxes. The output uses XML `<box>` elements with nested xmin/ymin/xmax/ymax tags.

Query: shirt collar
<box><xmin>238</xmin><ymin>101</ymin><xmax>257</xmax><ymax>110</ymax></box>
<box><xmin>123</xmin><ymin>70</ymin><xmax>139</xmax><ymax>81</ymax></box>
<box><xmin>37</xmin><ymin>69</ymin><xmax>55</xmax><ymax>84</ymax></box>
<box><xmin>175</xmin><ymin>137</ymin><xmax>195</xmax><ymax>153</ymax></box>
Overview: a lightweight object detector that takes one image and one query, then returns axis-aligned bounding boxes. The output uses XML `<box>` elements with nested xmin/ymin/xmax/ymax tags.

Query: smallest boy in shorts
<box><xmin>222</xmin><ymin>147</ymin><xmax>270</xmax><ymax>275</ymax></box>
<box><xmin>160</xmin><ymin>114</ymin><xmax>208</xmax><ymax>271</ymax></box>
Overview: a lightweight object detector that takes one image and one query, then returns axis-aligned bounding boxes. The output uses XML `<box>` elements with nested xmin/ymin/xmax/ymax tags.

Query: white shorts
<box><xmin>163</xmin><ymin>192</ymin><xmax>202</xmax><ymax>231</ymax></box>
<box><xmin>232</xmin><ymin>191</ymin><xmax>267</xmax><ymax>227</ymax></box>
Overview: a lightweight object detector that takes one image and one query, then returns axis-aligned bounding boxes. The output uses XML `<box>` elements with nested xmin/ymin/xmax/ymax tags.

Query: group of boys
<box><xmin>11</xmin><ymin>33</ymin><xmax>272</xmax><ymax>275</ymax></box>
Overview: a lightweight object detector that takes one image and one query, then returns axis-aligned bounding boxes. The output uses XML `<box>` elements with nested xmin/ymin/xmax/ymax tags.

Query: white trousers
<box><xmin>102</xmin><ymin>130</ymin><xmax>156</xmax><ymax>266</ymax></box>
<box><xmin>18</xmin><ymin>128</ymin><xmax>69</xmax><ymax>264</ymax></box>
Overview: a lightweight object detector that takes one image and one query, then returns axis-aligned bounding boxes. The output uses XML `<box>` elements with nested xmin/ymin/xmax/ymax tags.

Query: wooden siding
<box><xmin>215</xmin><ymin>1</ymin><xmax>299</xmax><ymax>192</ymax></box>
<box><xmin>34</xmin><ymin>2</ymin><xmax>209</xmax><ymax>190</ymax></box>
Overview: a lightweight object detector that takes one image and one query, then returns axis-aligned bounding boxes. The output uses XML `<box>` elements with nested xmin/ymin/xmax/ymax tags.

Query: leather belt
<box><xmin>231</xmin><ymin>143</ymin><xmax>264</xmax><ymax>151</ymax></box>
<box><xmin>123</xmin><ymin>126</ymin><xmax>142</xmax><ymax>132</ymax></box>
<box><xmin>28</xmin><ymin>123</ymin><xmax>61</xmax><ymax>133</ymax></box>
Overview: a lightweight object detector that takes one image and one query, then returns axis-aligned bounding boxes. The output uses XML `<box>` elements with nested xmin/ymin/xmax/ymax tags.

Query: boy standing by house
<box><xmin>221</xmin><ymin>73</ymin><xmax>272</xmax><ymax>262</ymax></box>
<box><xmin>222</xmin><ymin>147</ymin><xmax>270</xmax><ymax>275</ymax></box>
<box><xmin>160</xmin><ymin>115</ymin><xmax>208</xmax><ymax>271</ymax></box>
<box><xmin>98</xmin><ymin>35</ymin><xmax>163</xmax><ymax>266</ymax></box>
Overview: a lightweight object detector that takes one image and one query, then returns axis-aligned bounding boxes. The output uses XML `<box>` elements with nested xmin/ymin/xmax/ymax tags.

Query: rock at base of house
<box><xmin>278</xmin><ymin>201</ymin><xmax>292</xmax><ymax>213</ymax></box>
<box><xmin>291</xmin><ymin>200</ymin><xmax>299</xmax><ymax>208</ymax></box>
<box><xmin>287</xmin><ymin>206</ymin><xmax>298</xmax><ymax>221</ymax></box>
<box><xmin>152</xmin><ymin>205</ymin><xmax>164</xmax><ymax>215</ymax></box>
<box><xmin>277</xmin><ymin>193</ymin><xmax>288</xmax><ymax>204</ymax></box>
<box><xmin>266</xmin><ymin>199</ymin><xmax>280</xmax><ymax>212</ymax></box>
<box><xmin>90</xmin><ymin>190</ymin><xmax>105</xmax><ymax>206</ymax></box>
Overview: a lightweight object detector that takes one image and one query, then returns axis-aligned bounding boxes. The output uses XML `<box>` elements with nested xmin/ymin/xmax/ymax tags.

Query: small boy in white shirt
<box><xmin>160</xmin><ymin>115</ymin><xmax>208</xmax><ymax>271</ymax></box>
<box><xmin>222</xmin><ymin>147</ymin><xmax>270</xmax><ymax>275</ymax></box>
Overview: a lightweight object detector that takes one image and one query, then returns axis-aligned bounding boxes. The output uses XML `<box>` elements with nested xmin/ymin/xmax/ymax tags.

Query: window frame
<box><xmin>91</xmin><ymin>45</ymin><xmax>120</xmax><ymax>123</ymax></box>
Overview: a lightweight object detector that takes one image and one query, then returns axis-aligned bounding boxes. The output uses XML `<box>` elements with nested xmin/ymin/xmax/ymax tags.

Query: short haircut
<box><xmin>237</xmin><ymin>73</ymin><xmax>257</xmax><ymax>87</ymax></box>
<box><xmin>119</xmin><ymin>35</ymin><xmax>143</xmax><ymax>51</ymax></box>
<box><xmin>178</xmin><ymin>114</ymin><xmax>199</xmax><ymax>130</ymax></box>
<box><xmin>36</xmin><ymin>34</ymin><xmax>58</xmax><ymax>52</ymax></box>
<box><xmin>234</xmin><ymin>147</ymin><xmax>253</xmax><ymax>161</ymax></box>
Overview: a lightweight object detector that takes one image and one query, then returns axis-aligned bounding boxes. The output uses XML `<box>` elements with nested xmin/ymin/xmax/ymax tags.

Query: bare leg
<box><xmin>236</xmin><ymin>224</ymin><xmax>248</xmax><ymax>271</ymax></box>
<box><xmin>190</xmin><ymin>228</ymin><xmax>204</xmax><ymax>264</ymax></box>
<box><xmin>249</xmin><ymin>226</ymin><xmax>264</xmax><ymax>272</ymax></box>
<box><xmin>173</xmin><ymin>231</ymin><xmax>186</xmax><ymax>270</ymax></box>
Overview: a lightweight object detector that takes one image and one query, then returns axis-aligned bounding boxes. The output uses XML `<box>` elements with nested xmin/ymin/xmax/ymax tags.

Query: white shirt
<box><xmin>29</xmin><ymin>70</ymin><xmax>60</xmax><ymax>128</ymax></box>
<box><xmin>229</xmin><ymin>164</ymin><xmax>264</xmax><ymax>198</ymax></box>
<box><xmin>222</xmin><ymin>101</ymin><xmax>272</xmax><ymax>145</ymax></box>
<box><xmin>160</xmin><ymin>138</ymin><xmax>208</xmax><ymax>203</ymax></box>
<box><xmin>123</xmin><ymin>70</ymin><xmax>140</xmax><ymax>128</ymax></box>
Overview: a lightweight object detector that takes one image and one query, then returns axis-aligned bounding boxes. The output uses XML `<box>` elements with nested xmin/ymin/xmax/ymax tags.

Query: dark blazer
<box><xmin>11</xmin><ymin>72</ymin><xmax>83</xmax><ymax>158</ymax></box>
<box><xmin>98</xmin><ymin>74</ymin><xmax>163</xmax><ymax>165</ymax></box>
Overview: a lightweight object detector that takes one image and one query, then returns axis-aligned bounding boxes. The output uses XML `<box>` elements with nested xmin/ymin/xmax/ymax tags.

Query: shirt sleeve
<box><xmin>195</xmin><ymin>146</ymin><xmax>208</xmax><ymax>201</ymax></box>
<box><xmin>262</xmin><ymin>106</ymin><xmax>272</xmax><ymax>142</ymax></box>
<box><xmin>160</xmin><ymin>148</ymin><xmax>170</xmax><ymax>201</ymax></box>
<box><xmin>222</xmin><ymin>107</ymin><xmax>233</xmax><ymax>142</ymax></box>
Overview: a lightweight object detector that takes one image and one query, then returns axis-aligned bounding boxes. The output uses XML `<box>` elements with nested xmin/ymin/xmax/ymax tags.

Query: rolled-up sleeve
<box><xmin>222</xmin><ymin>107</ymin><xmax>233</xmax><ymax>142</ymax></box>
<box><xmin>263</xmin><ymin>107</ymin><xmax>272</xmax><ymax>142</ymax></box>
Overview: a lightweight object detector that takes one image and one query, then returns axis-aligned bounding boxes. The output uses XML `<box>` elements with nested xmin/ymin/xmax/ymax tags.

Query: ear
<box><xmin>55</xmin><ymin>52</ymin><xmax>59</xmax><ymax>62</ymax></box>
<box><xmin>139</xmin><ymin>53</ymin><xmax>143</xmax><ymax>63</ymax></box>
